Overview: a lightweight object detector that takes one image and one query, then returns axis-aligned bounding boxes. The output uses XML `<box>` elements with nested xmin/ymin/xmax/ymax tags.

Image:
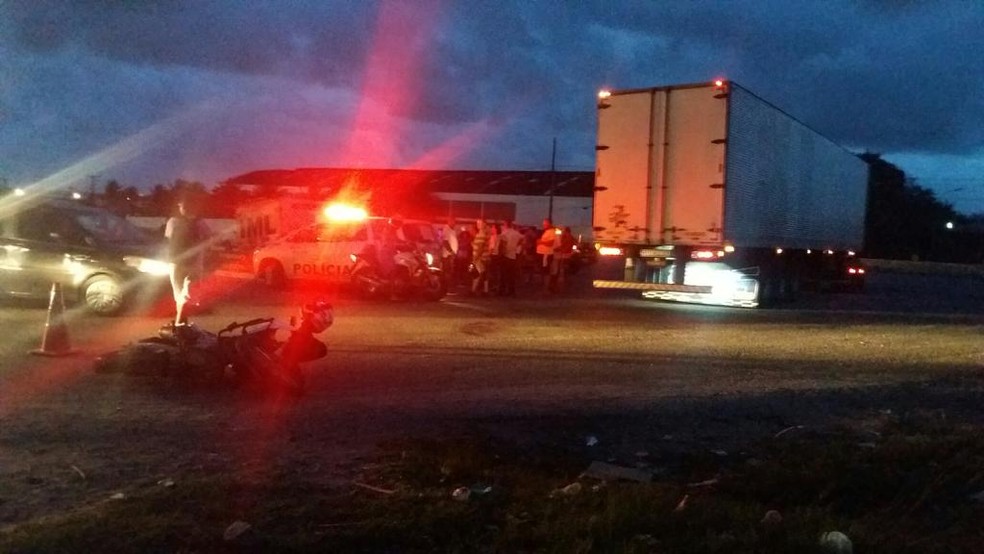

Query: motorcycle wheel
<box><xmin>391</xmin><ymin>269</ymin><xmax>413</xmax><ymax>301</ymax></box>
<box><xmin>421</xmin><ymin>271</ymin><xmax>447</xmax><ymax>301</ymax></box>
<box><xmin>352</xmin><ymin>268</ymin><xmax>383</xmax><ymax>300</ymax></box>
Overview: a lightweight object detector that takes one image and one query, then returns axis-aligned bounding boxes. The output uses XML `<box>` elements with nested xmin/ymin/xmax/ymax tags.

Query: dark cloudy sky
<box><xmin>2</xmin><ymin>0</ymin><xmax>983</xmax><ymax>214</ymax></box>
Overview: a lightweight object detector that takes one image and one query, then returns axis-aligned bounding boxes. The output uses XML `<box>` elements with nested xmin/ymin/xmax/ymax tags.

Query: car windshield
<box><xmin>72</xmin><ymin>208</ymin><xmax>154</xmax><ymax>246</ymax></box>
<box><xmin>369</xmin><ymin>220</ymin><xmax>436</xmax><ymax>243</ymax></box>
<box><xmin>403</xmin><ymin>223</ymin><xmax>435</xmax><ymax>242</ymax></box>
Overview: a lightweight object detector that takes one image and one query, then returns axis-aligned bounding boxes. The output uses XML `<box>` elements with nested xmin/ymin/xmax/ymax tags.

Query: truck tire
<box><xmin>757</xmin><ymin>274</ymin><xmax>782</xmax><ymax>308</ymax></box>
<box><xmin>83</xmin><ymin>274</ymin><xmax>126</xmax><ymax>316</ymax></box>
<box><xmin>781</xmin><ymin>274</ymin><xmax>800</xmax><ymax>302</ymax></box>
<box><xmin>258</xmin><ymin>260</ymin><xmax>286</xmax><ymax>288</ymax></box>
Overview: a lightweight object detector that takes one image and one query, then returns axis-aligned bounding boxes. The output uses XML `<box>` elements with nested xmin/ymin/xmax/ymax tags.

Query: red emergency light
<box><xmin>323</xmin><ymin>203</ymin><xmax>368</xmax><ymax>222</ymax></box>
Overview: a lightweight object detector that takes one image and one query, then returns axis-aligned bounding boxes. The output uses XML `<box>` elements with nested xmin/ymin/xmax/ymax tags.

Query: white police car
<box><xmin>253</xmin><ymin>213</ymin><xmax>439</xmax><ymax>287</ymax></box>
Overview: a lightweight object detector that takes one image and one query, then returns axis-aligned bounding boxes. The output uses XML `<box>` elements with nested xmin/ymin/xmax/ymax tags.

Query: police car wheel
<box><xmin>83</xmin><ymin>275</ymin><xmax>125</xmax><ymax>316</ymax></box>
<box><xmin>259</xmin><ymin>260</ymin><xmax>286</xmax><ymax>288</ymax></box>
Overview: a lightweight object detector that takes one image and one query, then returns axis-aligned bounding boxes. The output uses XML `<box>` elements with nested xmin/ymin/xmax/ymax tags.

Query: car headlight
<box><xmin>124</xmin><ymin>256</ymin><xmax>173</xmax><ymax>276</ymax></box>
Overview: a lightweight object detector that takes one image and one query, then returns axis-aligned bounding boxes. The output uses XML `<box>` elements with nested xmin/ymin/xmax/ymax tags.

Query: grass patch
<box><xmin>3</xmin><ymin>416</ymin><xmax>984</xmax><ymax>553</ymax></box>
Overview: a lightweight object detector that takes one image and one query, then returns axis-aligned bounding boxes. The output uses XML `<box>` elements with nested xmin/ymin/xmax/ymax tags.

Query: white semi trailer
<box><xmin>592</xmin><ymin>80</ymin><xmax>869</xmax><ymax>307</ymax></box>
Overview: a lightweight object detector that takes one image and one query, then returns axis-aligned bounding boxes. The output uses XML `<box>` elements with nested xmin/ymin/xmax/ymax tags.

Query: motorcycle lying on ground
<box><xmin>95</xmin><ymin>300</ymin><xmax>333</xmax><ymax>395</ymax></box>
<box><xmin>349</xmin><ymin>243</ymin><xmax>446</xmax><ymax>301</ymax></box>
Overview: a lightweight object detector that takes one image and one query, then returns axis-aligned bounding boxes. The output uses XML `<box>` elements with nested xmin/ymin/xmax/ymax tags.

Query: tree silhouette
<box><xmin>861</xmin><ymin>152</ymin><xmax>962</xmax><ymax>261</ymax></box>
<box><xmin>148</xmin><ymin>184</ymin><xmax>173</xmax><ymax>215</ymax></box>
<box><xmin>209</xmin><ymin>181</ymin><xmax>250</xmax><ymax>218</ymax></box>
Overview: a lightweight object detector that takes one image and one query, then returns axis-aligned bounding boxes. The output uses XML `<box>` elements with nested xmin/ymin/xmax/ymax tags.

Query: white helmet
<box><xmin>302</xmin><ymin>300</ymin><xmax>334</xmax><ymax>333</ymax></box>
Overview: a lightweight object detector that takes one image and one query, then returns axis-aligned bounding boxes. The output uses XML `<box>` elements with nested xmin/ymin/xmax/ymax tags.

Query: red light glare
<box><xmin>324</xmin><ymin>203</ymin><xmax>368</xmax><ymax>221</ymax></box>
<box><xmin>714</xmin><ymin>79</ymin><xmax>725</xmax><ymax>88</ymax></box>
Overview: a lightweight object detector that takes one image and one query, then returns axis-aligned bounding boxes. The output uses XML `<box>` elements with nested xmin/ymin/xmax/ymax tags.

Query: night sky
<box><xmin>2</xmin><ymin>1</ymin><xmax>983</xmax><ymax>214</ymax></box>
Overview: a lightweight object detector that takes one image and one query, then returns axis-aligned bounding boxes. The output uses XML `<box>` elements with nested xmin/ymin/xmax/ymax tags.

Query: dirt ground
<box><xmin>3</xmin><ymin>359</ymin><xmax>983</xmax><ymax>530</ymax></box>
<box><xmin>2</xmin><ymin>268</ymin><xmax>983</xmax><ymax>537</ymax></box>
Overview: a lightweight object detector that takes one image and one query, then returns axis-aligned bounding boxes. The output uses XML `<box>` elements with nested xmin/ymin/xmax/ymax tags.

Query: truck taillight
<box><xmin>598</xmin><ymin>90</ymin><xmax>612</xmax><ymax>99</ymax></box>
<box><xmin>691</xmin><ymin>250</ymin><xmax>725</xmax><ymax>260</ymax></box>
<box><xmin>598</xmin><ymin>246</ymin><xmax>623</xmax><ymax>256</ymax></box>
<box><xmin>848</xmin><ymin>267</ymin><xmax>865</xmax><ymax>275</ymax></box>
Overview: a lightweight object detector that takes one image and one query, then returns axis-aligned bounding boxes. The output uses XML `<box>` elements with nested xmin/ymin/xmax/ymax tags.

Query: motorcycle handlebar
<box><xmin>218</xmin><ymin>317</ymin><xmax>276</xmax><ymax>337</ymax></box>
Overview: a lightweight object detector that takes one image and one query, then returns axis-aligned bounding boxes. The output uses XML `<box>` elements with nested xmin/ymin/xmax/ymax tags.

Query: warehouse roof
<box><xmin>224</xmin><ymin>168</ymin><xmax>593</xmax><ymax>197</ymax></box>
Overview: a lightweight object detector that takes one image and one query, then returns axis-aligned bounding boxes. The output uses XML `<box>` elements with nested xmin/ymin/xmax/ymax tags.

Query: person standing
<box><xmin>521</xmin><ymin>225</ymin><xmax>538</xmax><ymax>284</ymax></box>
<box><xmin>536</xmin><ymin>218</ymin><xmax>559</xmax><ymax>293</ymax></box>
<box><xmin>554</xmin><ymin>226</ymin><xmax>577</xmax><ymax>293</ymax></box>
<box><xmin>164</xmin><ymin>198</ymin><xmax>209</xmax><ymax>325</ymax></box>
<box><xmin>470</xmin><ymin>219</ymin><xmax>490</xmax><ymax>296</ymax></box>
<box><xmin>497</xmin><ymin>220</ymin><xmax>523</xmax><ymax>297</ymax></box>
<box><xmin>456</xmin><ymin>223</ymin><xmax>473</xmax><ymax>287</ymax></box>
<box><xmin>487</xmin><ymin>222</ymin><xmax>501</xmax><ymax>294</ymax></box>
<box><xmin>440</xmin><ymin>217</ymin><xmax>459</xmax><ymax>288</ymax></box>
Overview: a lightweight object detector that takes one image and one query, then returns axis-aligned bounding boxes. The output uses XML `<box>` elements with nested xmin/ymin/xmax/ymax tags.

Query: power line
<box><xmin>912</xmin><ymin>178</ymin><xmax>984</xmax><ymax>184</ymax></box>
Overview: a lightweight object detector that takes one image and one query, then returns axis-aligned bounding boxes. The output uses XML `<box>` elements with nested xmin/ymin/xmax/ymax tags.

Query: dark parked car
<box><xmin>0</xmin><ymin>197</ymin><xmax>171</xmax><ymax>315</ymax></box>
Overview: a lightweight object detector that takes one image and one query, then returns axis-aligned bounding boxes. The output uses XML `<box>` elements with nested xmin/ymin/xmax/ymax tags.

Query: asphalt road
<box><xmin>1</xmin><ymin>268</ymin><xmax>982</xmax><ymax>526</ymax></box>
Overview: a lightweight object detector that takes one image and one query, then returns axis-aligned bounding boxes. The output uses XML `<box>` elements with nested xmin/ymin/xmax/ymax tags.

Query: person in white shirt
<box><xmin>497</xmin><ymin>220</ymin><xmax>524</xmax><ymax>296</ymax></box>
<box><xmin>440</xmin><ymin>217</ymin><xmax>459</xmax><ymax>287</ymax></box>
<box><xmin>164</xmin><ymin>199</ymin><xmax>210</xmax><ymax>324</ymax></box>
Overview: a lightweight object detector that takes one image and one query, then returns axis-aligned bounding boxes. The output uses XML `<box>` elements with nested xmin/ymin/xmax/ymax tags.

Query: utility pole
<box><xmin>88</xmin><ymin>174</ymin><xmax>100</xmax><ymax>204</ymax></box>
<box><xmin>548</xmin><ymin>137</ymin><xmax>556</xmax><ymax>221</ymax></box>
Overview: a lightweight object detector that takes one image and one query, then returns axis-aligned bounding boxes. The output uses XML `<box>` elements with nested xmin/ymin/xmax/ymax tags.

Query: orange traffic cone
<box><xmin>30</xmin><ymin>282</ymin><xmax>77</xmax><ymax>357</ymax></box>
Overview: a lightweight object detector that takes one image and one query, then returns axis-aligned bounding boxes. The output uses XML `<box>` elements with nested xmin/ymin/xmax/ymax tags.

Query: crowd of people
<box><xmin>439</xmin><ymin>217</ymin><xmax>579</xmax><ymax>297</ymax></box>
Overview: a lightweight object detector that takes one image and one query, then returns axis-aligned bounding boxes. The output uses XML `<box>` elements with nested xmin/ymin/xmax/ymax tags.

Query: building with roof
<box><xmin>225</xmin><ymin>168</ymin><xmax>594</xmax><ymax>245</ymax></box>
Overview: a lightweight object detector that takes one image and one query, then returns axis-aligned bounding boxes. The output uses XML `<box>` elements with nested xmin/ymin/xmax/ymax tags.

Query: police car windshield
<box><xmin>401</xmin><ymin>223</ymin><xmax>435</xmax><ymax>242</ymax></box>
<box><xmin>368</xmin><ymin>220</ymin><xmax>435</xmax><ymax>243</ymax></box>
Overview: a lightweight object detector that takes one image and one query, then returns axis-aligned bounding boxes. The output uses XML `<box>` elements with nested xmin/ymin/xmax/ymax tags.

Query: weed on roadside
<box><xmin>2</xmin><ymin>415</ymin><xmax>983</xmax><ymax>553</ymax></box>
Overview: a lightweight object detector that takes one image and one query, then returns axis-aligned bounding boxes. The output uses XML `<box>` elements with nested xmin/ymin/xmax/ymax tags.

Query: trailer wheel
<box><xmin>777</xmin><ymin>273</ymin><xmax>800</xmax><ymax>303</ymax></box>
<box><xmin>757</xmin><ymin>275</ymin><xmax>781</xmax><ymax>307</ymax></box>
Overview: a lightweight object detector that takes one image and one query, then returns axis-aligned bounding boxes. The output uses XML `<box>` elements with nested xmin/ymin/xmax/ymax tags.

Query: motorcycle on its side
<box><xmin>95</xmin><ymin>300</ymin><xmax>334</xmax><ymax>395</ymax></box>
<box><xmin>349</xmin><ymin>243</ymin><xmax>446</xmax><ymax>301</ymax></box>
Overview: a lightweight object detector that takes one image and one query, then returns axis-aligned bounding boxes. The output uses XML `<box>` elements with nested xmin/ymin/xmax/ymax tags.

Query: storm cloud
<box><xmin>2</xmin><ymin>0</ymin><xmax>982</xmax><ymax>212</ymax></box>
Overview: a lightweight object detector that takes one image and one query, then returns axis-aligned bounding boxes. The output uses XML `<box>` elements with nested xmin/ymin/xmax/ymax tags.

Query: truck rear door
<box><xmin>659</xmin><ymin>84</ymin><xmax>728</xmax><ymax>247</ymax></box>
<box><xmin>594</xmin><ymin>91</ymin><xmax>653</xmax><ymax>244</ymax></box>
<box><xmin>594</xmin><ymin>84</ymin><xmax>728</xmax><ymax>247</ymax></box>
